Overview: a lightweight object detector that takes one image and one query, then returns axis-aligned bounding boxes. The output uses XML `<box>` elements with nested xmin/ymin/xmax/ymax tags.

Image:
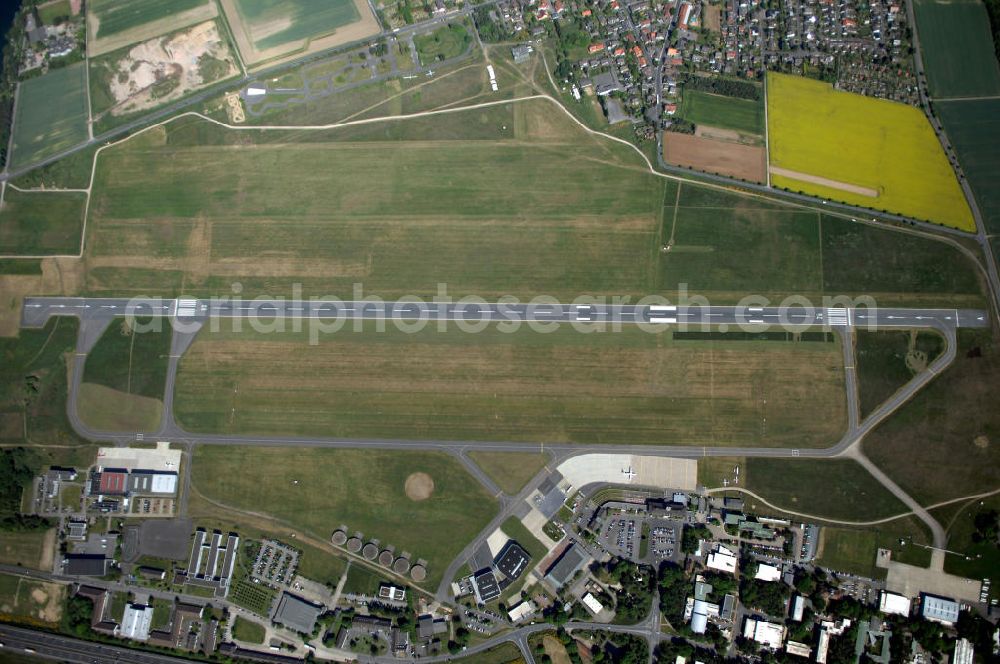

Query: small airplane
<box><xmin>621</xmin><ymin>466</ymin><xmax>637</xmax><ymax>482</ymax></box>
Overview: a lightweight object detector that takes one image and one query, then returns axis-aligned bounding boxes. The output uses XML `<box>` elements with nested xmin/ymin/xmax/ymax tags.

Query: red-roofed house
<box><xmin>678</xmin><ymin>1</ymin><xmax>693</xmax><ymax>28</ymax></box>
<box><xmin>582</xmin><ymin>8</ymin><xmax>592</xmax><ymax>16</ymax></box>
<box><xmin>588</xmin><ymin>42</ymin><xmax>605</xmax><ymax>53</ymax></box>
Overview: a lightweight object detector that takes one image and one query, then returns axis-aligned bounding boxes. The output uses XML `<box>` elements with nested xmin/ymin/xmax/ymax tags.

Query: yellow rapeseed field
<box><xmin>766</xmin><ymin>72</ymin><xmax>975</xmax><ymax>232</ymax></box>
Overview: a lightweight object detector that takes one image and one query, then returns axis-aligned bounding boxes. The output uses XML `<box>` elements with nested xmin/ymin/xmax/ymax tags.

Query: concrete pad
<box><xmin>885</xmin><ymin>560</ymin><xmax>982</xmax><ymax>603</ymax></box>
<box><xmin>96</xmin><ymin>441</ymin><xmax>182</xmax><ymax>472</ymax></box>
<box><xmin>521</xmin><ymin>507</ymin><xmax>559</xmax><ymax>550</ymax></box>
<box><xmin>486</xmin><ymin>528</ymin><xmax>508</xmax><ymax>558</ymax></box>
<box><xmin>557</xmin><ymin>454</ymin><xmax>697</xmax><ymax>491</ymax></box>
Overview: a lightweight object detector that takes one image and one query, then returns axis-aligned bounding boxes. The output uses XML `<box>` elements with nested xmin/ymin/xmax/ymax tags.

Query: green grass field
<box><xmin>415</xmin><ymin>23</ymin><xmax>472</xmax><ymax>65</ymax></box>
<box><xmin>936</xmin><ymin>99</ymin><xmax>1000</xmax><ymax>235</ymax></box>
<box><xmin>912</xmin><ymin>0</ymin><xmax>1000</xmax><ymax>98</ymax></box>
<box><xmin>234</xmin><ymin>0</ymin><xmax>360</xmax><ymax>50</ymax></box>
<box><xmin>0</xmin><ymin>190</ymin><xmax>86</xmax><ymax>255</ymax></box>
<box><xmin>341</xmin><ymin>564</ymin><xmax>383</xmax><ymax>596</ymax></box>
<box><xmin>232</xmin><ymin>615</ymin><xmax>266</xmax><ymax>643</ymax></box>
<box><xmin>864</xmin><ymin>328</ymin><xmax>1000</xmax><ymax>505</ymax></box>
<box><xmin>467</xmin><ymin>452</ymin><xmax>549</xmax><ymax>494</ymax></box>
<box><xmin>501</xmin><ymin>516</ymin><xmax>548</xmax><ymax>563</ymax></box>
<box><xmin>0</xmin><ymin>530</ymin><xmax>51</xmax><ymax>569</ymax></box>
<box><xmin>744</xmin><ymin>458</ymin><xmax>908</xmax><ymax>521</ymax></box>
<box><xmin>37</xmin><ymin>0</ymin><xmax>72</xmax><ymax>24</ymax></box>
<box><xmin>90</xmin><ymin>0</ymin><xmax>207</xmax><ymax>38</ymax></box>
<box><xmin>0</xmin><ymin>572</ymin><xmax>65</xmax><ymax>624</ymax></box>
<box><xmin>679</xmin><ymin>89</ymin><xmax>763</xmax><ymax>135</ymax></box>
<box><xmin>856</xmin><ymin>330</ymin><xmax>944</xmax><ymax>418</ymax></box>
<box><xmin>10</xmin><ymin>63</ymin><xmax>89</xmax><ymax>169</ymax></box>
<box><xmin>83</xmin><ymin>317</ymin><xmax>171</xmax><ymax>398</ymax></box>
<box><xmin>79</xmin><ymin>316</ymin><xmax>171</xmax><ymax>432</ymax></box>
<box><xmin>815</xmin><ymin>527</ymin><xmax>879</xmax><ymax>575</ymax></box>
<box><xmin>942</xmin><ymin>495</ymin><xmax>1000</xmax><ymax>600</ymax></box>
<box><xmin>0</xmin><ymin>318</ymin><xmax>83</xmax><ymax>446</ymax></box>
<box><xmin>80</xmin><ymin>99</ymin><xmax>987</xmax><ymax>307</ymax></box>
<box><xmin>175</xmin><ymin>323</ymin><xmax>847</xmax><ymax>447</ymax></box>
<box><xmin>191</xmin><ymin>446</ymin><xmax>497</xmax><ymax>587</ymax></box>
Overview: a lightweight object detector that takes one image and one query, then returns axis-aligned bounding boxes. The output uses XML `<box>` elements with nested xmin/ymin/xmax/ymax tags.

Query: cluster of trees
<box><xmin>0</xmin><ymin>447</ymin><xmax>39</xmax><ymax>516</ymax></box>
<box><xmin>62</xmin><ymin>594</ymin><xmax>94</xmax><ymax>638</ymax></box>
<box><xmin>595</xmin><ymin>558</ymin><xmax>655</xmax><ymax>625</ymax></box>
<box><xmin>590</xmin><ymin>633</ymin><xmax>648</xmax><ymax>664</ymax></box>
<box><xmin>681</xmin><ymin>524</ymin><xmax>711</xmax><ymax>553</ymax></box>
<box><xmin>533</xmin><ymin>627</ymin><xmax>584</xmax><ymax>664</ymax></box>
<box><xmin>472</xmin><ymin>7</ymin><xmax>513</xmax><ymax>43</ymax></box>
<box><xmin>971</xmin><ymin>508</ymin><xmax>999</xmax><ymax>545</ymax></box>
<box><xmin>657</xmin><ymin>561</ymin><xmax>689</xmax><ymax>624</ymax></box>
<box><xmin>738</xmin><ymin>576</ymin><xmax>790</xmax><ymax>617</ymax></box>
<box><xmin>656</xmin><ymin>636</ymin><xmax>729</xmax><ymax>664</ymax></box>
<box><xmin>983</xmin><ymin>0</ymin><xmax>1000</xmax><ymax>63</ymax></box>
<box><xmin>682</xmin><ymin>74</ymin><xmax>761</xmax><ymax>100</ymax></box>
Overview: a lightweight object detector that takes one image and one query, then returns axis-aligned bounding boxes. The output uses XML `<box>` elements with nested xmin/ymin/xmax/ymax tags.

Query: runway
<box><xmin>19</xmin><ymin>296</ymin><xmax>991</xmax><ymax>330</ymax></box>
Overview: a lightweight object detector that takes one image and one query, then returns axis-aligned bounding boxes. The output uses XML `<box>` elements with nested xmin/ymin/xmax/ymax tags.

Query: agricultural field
<box><xmin>415</xmin><ymin>23</ymin><xmax>472</xmax><ymax>65</ymax></box>
<box><xmin>855</xmin><ymin>330</ymin><xmax>944</xmax><ymax>417</ymax></box>
<box><xmin>678</xmin><ymin>90</ymin><xmax>764</xmax><ymax>135</ymax></box>
<box><xmin>766</xmin><ymin>73</ymin><xmax>974</xmax><ymax>231</ymax></box>
<box><xmin>935</xmin><ymin>99</ymin><xmax>1000</xmax><ymax>235</ymax></box>
<box><xmin>0</xmin><ymin>190</ymin><xmax>86</xmax><ymax>256</ymax></box>
<box><xmin>864</xmin><ymin>328</ymin><xmax>1000</xmax><ymax>505</ymax></box>
<box><xmin>37</xmin><ymin>0</ymin><xmax>74</xmax><ymax>24</ymax></box>
<box><xmin>9</xmin><ymin>63</ymin><xmax>89</xmax><ymax>169</ymax></box>
<box><xmin>663</xmin><ymin>132</ymin><xmax>766</xmax><ymax>183</ymax></box>
<box><xmin>912</xmin><ymin>0</ymin><xmax>1000</xmax><ymax>98</ymax></box>
<box><xmin>0</xmin><ymin>573</ymin><xmax>65</xmax><ymax>624</ymax></box>
<box><xmin>87</xmin><ymin>0</ymin><xmax>218</xmax><ymax>56</ymax></box>
<box><xmin>743</xmin><ymin>458</ymin><xmax>908</xmax><ymax>521</ymax></box>
<box><xmin>190</xmin><ymin>446</ymin><xmax>497</xmax><ymax>587</ymax></box>
<box><xmin>79</xmin><ymin>316</ymin><xmax>171</xmax><ymax>432</ymax></box>
<box><xmin>221</xmin><ymin>0</ymin><xmax>378</xmax><ymax>68</ymax></box>
<box><xmin>175</xmin><ymin>323</ymin><xmax>847</xmax><ymax>447</ymax></box>
<box><xmin>467</xmin><ymin>452</ymin><xmax>549</xmax><ymax>494</ymax></box>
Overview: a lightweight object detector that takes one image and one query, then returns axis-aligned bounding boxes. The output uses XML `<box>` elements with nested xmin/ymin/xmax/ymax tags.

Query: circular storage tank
<box><xmin>362</xmin><ymin>543</ymin><xmax>378</xmax><ymax>560</ymax></box>
<box><xmin>346</xmin><ymin>537</ymin><xmax>363</xmax><ymax>553</ymax></box>
<box><xmin>331</xmin><ymin>530</ymin><xmax>348</xmax><ymax>546</ymax></box>
<box><xmin>410</xmin><ymin>564</ymin><xmax>427</xmax><ymax>582</ymax></box>
<box><xmin>378</xmin><ymin>550</ymin><xmax>394</xmax><ymax>567</ymax></box>
<box><xmin>393</xmin><ymin>557</ymin><xmax>411</xmax><ymax>574</ymax></box>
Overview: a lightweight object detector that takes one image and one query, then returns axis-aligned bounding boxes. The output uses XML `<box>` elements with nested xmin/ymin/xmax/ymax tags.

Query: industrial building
<box><xmin>920</xmin><ymin>594</ymin><xmax>960</xmax><ymax>626</ymax></box>
<box><xmin>273</xmin><ymin>592</ymin><xmax>323</xmax><ymax>634</ymax></box>
<box><xmin>121</xmin><ymin>604</ymin><xmax>154</xmax><ymax>641</ymax></box>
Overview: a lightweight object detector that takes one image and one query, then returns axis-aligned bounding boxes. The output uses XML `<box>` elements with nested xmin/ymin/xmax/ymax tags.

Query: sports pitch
<box><xmin>174</xmin><ymin>323</ymin><xmax>847</xmax><ymax>447</ymax></box>
<box><xmin>766</xmin><ymin>72</ymin><xmax>974</xmax><ymax>231</ymax></box>
<box><xmin>9</xmin><ymin>63</ymin><xmax>89</xmax><ymax>169</ymax></box>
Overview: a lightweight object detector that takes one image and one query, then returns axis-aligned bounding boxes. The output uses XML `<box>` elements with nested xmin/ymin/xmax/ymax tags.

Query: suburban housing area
<box><xmin>0</xmin><ymin>0</ymin><xmax>998</xmax><ymax>663</ymax></box>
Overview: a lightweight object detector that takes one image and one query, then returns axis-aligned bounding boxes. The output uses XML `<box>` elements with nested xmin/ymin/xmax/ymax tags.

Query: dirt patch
<box><xmin>769</xmin><ymin>166</ymin><xmax>879</xmax><ymax>197</ymax></box>
<box><xmin>543</xmin><ymin>635</ymin><xmax>573</xmax><ymax>664</ymax></box>
<box><xmin>703</xmin><ymin>2</ymin><xmax>722</xmax><ymax>31</ymax></box>
<box><xmin>404</xmin><ymin>472</ymin><xmax>434</xmax><ymax>501</ymax></box>
<box><xmin>973</xmin><ymin>435</ymin><xmax>989</xmax><ymax>449</ymax></box>
<box><xmin>39</xmin><ymin>527</ymin><xmax>56</xmax><ymax>571</ymax></box>
<box><xmin>664</xmin><ymin>132</ymin><xmax>766</xmax><ymax>183</ymax></box>
<box><xmin>99</xmin><ymin>20</ymin><xmax>237</xmax><ymax>117</ymax></box>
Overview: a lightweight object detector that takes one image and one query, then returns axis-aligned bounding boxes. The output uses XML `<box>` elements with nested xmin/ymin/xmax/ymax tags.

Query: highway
<box><xmin>0</xmin><ymin>623</ymin><xmax>201</xmax><ymax>664</ymax></box>
<box><xmin>19</xmin><ymin>296</ymin><xmax>991</xmax><ymax>330</ymax></box>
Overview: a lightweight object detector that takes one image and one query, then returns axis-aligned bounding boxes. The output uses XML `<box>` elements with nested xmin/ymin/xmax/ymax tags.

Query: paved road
<box><xmin>19</xmin><ymin>296</ymin><xmax>991</xmax><ymax>330</ymax></box>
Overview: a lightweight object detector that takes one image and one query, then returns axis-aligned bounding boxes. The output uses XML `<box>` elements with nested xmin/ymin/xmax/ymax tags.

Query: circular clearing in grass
<box><xmin>405</xmin><ymin>472</ymin><xmax>435</xmax><ymax>501</ymax></box>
